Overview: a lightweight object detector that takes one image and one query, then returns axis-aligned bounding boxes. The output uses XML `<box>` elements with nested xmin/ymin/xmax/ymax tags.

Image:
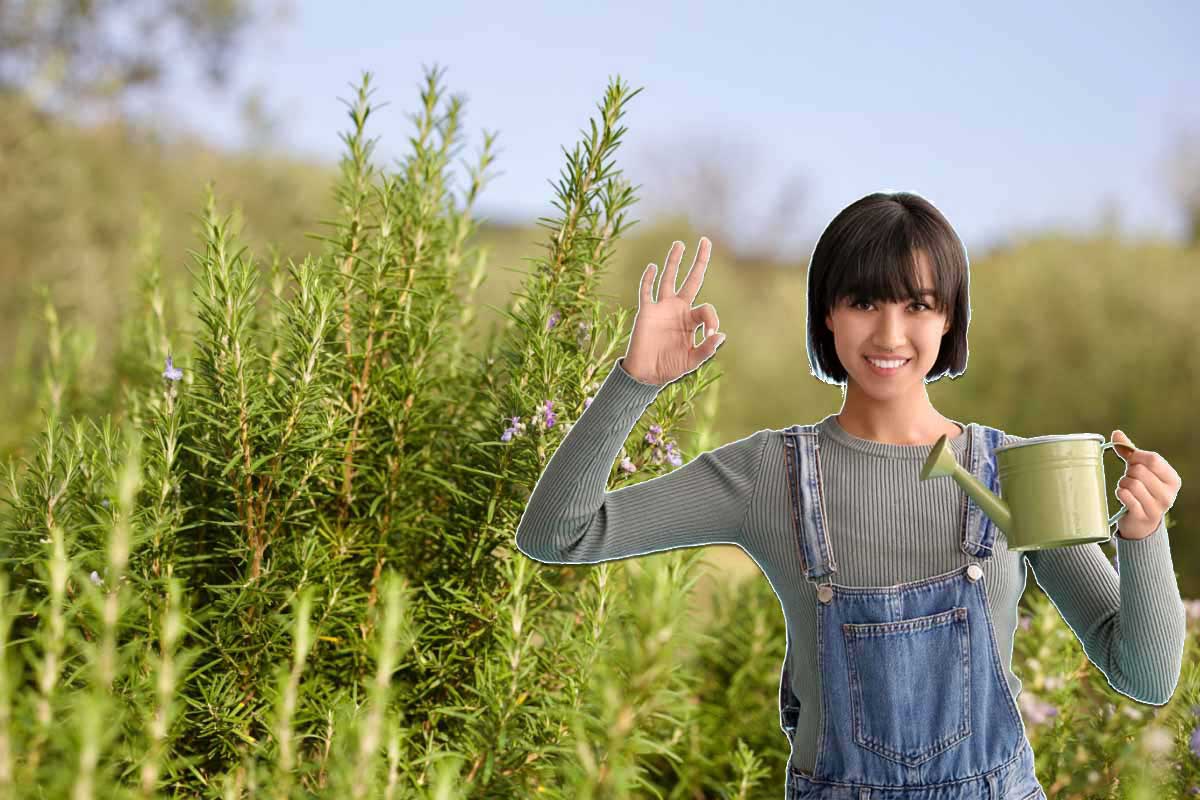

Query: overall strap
<box><xmin>781</xmin><ymin>422</ymin><xmax>837</xmax><ymax>584</ymax></box>
<box><xmin>960</xmin><ymin>423</ymin><xmax>1007</xmax><ymax>559</ymax></box>
<box><xmin>778</xmin><ymin>422</ymin><xmax>832</xmax><ymax>743</ymax></box>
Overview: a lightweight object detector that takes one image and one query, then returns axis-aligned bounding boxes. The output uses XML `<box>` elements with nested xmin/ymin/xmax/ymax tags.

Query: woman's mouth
<box><xmin>864</xmin><ymin>355</ymin><xmax>910</xmax><ymax>376</ymax></box>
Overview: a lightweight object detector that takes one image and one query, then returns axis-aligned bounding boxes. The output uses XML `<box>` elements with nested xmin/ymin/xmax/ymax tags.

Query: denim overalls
<box><xmin>779</xmin><ymin>419</ymin><xmax>1047</xmax><ymax>799</ymax></box>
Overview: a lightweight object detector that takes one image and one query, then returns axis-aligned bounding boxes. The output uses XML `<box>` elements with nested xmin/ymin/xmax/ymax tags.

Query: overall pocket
<box><xmin>842</xmin><ymin>606</ymin><xmax>972</xmax><ymax>767</ymax></box>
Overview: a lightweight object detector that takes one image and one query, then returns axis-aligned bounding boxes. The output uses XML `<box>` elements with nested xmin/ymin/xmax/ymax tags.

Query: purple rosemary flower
<box><xmin>1191</xmin><ymin>722</ymin><xmax>1200</xmax><ymax>760</ymax></box>
<box><xmin>645</xmin><ymin>424</ymin><xmax>662</xmax><ymax>446</ymax></box>
<box><xmin>101</xmin><ymin>499</ymin><xmax>110</xmax><ymax>508</ymax></box>
<box><xmin>660</xmin><ymin>441</ymin><xmax>682</xmax><ymax>467</ymax></box>
<box><xmin>500</xmin><ymin>416</ymin><xmax>526</xmax><ymax>442</ymax></box>
<box><xmin>539</xmin><ymin>400</ymin><xmax>556</xmax><ymax>429</ymax></box>
<box><xmin>546</xmin><ymin>310</ymin><xmax>560</xmax><ymax>330</ymax></box>
<box><xmin>162</xmin><ymin>355</ymin><xmax>183</xmax><ymax>381</ymax></box>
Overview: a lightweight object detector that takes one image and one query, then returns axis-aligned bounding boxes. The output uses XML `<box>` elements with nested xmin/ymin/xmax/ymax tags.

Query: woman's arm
<box><xmin>1022</xmin><ymin>432</ymin><xmax>1187</xmax><ymax>707</ymax></box>
<box><xmin>514</xmin><ymin>357</ymin><xmax>767</xmax><ymax>565</ymax></box>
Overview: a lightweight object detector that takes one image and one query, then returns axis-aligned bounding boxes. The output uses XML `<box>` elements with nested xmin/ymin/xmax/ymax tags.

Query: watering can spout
<box><xmin>920</xmin><ymin>435</ymin><xmax>1013</xmax><ymax>535</ymax></box>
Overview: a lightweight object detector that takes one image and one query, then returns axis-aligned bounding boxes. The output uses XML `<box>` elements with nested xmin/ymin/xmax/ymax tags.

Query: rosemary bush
<box><xmin>0</xmin><ymin>65</ymin><xmax>734</xmax><ymax>798</ymax></box>
<box><xmin>0</xmin><ymin>65</ymin><xmax>1198</xmax><ymax>799</ymax></box>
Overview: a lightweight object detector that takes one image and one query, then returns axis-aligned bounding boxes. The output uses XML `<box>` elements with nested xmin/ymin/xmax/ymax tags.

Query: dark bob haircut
<box><xmin>806</xmin><ymin>191</ymin><xmax>971</xmax><ymax>385</ymax></box>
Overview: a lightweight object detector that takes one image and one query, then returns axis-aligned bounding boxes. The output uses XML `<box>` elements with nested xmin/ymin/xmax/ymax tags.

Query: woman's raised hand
<box><xmin>622</xmin><ymin>237</ymin><xmax>725</xmax><ymax>386</ymax></box>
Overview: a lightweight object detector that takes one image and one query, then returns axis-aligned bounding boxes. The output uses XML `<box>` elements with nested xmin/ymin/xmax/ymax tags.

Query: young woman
<box><xmin>515</xmin><ymin>192</ymin><xmax>1184</xmax><ymax>799</ymax></box>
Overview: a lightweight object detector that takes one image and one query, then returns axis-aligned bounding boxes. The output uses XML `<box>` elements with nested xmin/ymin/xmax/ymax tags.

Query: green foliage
<box><xmin>0</xmin><ymin>64</ymin><xmax>1198</xmax><ymax>799</ymax></box>
<box><xmin>0</xmin><ymin>84</ymin><xmax>341</xmax><ymax>463</ymax></box>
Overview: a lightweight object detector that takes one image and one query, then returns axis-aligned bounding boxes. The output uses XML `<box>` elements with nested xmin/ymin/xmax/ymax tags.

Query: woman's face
<box><xmin>824</xmin><ymin>253</ymin><xmax>951</xmax><ymax>398</ymax></box>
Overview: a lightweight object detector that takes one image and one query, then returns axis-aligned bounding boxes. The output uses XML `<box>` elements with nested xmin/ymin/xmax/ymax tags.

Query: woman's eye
<box><xmin>850</xmin><ymin>300</ymin><xmax>931</xmax><ymax>311</ymax></box>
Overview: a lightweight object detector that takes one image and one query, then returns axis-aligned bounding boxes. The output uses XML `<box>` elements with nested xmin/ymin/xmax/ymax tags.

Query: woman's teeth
<box><xmin>866</xmin><ymin>356</ymin><xmax>910</xmax><ymax>373</ymax></box>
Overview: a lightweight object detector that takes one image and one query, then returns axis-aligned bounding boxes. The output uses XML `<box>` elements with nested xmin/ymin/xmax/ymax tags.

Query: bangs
<box><xmin>825</xmin><ymin>228</ymin><xmax>959</xmax><ymax>317</ymax></box>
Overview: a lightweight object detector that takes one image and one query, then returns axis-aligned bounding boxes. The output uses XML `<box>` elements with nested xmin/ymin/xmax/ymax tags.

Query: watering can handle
<box><xmin>1101</xmin><ymin>438</ymin><xmax>1138</xmax><ymax>529</ymax></box>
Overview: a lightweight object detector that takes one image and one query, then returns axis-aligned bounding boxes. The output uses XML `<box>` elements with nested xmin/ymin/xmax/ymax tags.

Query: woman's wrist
<box><xmin>619</xmin><ymin>357</ymin><xmax>661</xmax><ymax>386</ymax></box>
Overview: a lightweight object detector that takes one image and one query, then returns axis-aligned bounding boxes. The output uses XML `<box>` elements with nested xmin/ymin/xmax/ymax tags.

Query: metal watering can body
<box><xmin>920</xmin><ymin>431</ymin><xmax>1133</xmax><ymax>551</ymax></box>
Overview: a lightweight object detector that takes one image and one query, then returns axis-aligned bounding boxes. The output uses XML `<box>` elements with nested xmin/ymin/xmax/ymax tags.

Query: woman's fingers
<box><xmin>690</xmin><ymin>304</ymin><xmax>719</xmax><ymax>344</ymax></box>
<box><xmin>1118</xmin><ymin>480</ymin><xmax>1149</xmax><ymax>520</ymax></box>
<box><xmin>639</xmin><ymin>262</ymin><xmax>658</xmax><ymax>307</ymax></box>
<box><xmin>659</xmin><ymin>240</ymin><xmax>685</xmax><ymax>298</ymax></box>
<box><xmin>678</xmin><ymin>237</ymin><xmax>712</xmax><ymax>302</ymax></box>
<box><xmin>641</xmin><ymin>238</ymin><xmax>713</xmax><ymax>307</ymax></box>
<box><xmin>689</xmin><ymin>322</ymin><xmax>726</xmax><ymax>370</ymax></box>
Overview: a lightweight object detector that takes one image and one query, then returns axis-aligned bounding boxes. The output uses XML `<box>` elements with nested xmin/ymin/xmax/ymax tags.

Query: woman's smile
<box><xmin>864</xmin><ymin>355</ymin><xmax>911</xmax><ymax>376</ymax></box>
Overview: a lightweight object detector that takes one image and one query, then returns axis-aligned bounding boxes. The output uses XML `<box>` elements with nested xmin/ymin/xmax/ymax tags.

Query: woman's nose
<box><xmin>873</xmin><ymin>310</ymin><xmax>908</xmax><ymax>346</ymax></box>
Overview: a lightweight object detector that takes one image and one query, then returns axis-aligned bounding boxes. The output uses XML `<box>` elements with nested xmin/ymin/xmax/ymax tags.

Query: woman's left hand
<box><xmin>1111</xmin><ymin>430</ymin><xmax>1182</xmax><ymax>540</ymax></box>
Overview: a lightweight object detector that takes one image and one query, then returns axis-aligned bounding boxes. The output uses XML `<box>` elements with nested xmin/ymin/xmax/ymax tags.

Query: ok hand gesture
<box><xmin>622</xmin><ymin>237</ymin><xmax>725</xmax><ymax>386</ymax></box>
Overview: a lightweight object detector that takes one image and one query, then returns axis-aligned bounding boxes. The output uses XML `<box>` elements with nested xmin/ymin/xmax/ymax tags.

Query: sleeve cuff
<box><xmin>1114</xmin><ymin>517</ymin><xmax>1171</xmax><ymax>559</ymax></box>
<box><xmin>608</xmin><ymin>357</ymin><xmax>667</xmax><ymax>396</ymax></box>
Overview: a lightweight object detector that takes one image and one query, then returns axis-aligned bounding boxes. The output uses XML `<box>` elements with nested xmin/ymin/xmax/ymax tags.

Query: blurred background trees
<box><xmin>0</xmin><ymin>0</ymin><xmax>266</xmax><ymax>114</ymax></box>
<box><xmin>1162</xmin><ymin>125</ymin><xmax>1200</xmax><ymax>247</ymax></box>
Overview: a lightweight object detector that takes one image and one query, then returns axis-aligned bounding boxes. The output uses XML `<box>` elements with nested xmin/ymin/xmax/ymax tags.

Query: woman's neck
<box><xmin>834</xmin><ymin>388</ymin><xmax>961</xmax><ymax>446</ymax></box>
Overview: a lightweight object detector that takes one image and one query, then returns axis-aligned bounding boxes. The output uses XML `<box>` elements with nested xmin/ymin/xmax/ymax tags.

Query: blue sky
<box><xmin>138</xmin><ymin>2</ymin><xmax>1199</xmax><ymax>257</ymax></box>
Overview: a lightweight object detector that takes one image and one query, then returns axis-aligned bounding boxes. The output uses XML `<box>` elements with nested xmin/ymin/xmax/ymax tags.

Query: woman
<box><xmin>514</xmin><ymin>192</ymin><xmax>1184</xmax><ymax>798</ymax></box>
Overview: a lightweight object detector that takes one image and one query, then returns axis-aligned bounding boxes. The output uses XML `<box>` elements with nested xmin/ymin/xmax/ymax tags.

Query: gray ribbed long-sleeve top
<box><xmin>514</xmin><ymin>357</ymin><xmax>1187</xmax><ymax>776</ymax></box>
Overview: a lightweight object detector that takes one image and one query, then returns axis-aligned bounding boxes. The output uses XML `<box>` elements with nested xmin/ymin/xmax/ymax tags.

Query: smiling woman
<box><xmin>517</xmin><ymin>191</ymin><xmax>1182</xmax><ymax>800</ymax></box>
<box><xmin>806</xmin><ymin>192</ymin><xmax>970</xmax><ymax>445</ymax></box>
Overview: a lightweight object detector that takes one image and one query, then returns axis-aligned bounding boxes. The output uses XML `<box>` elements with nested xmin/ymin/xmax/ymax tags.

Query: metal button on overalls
<box><xmin>779</xmin><ymin>419</ymin><xmax>1047</xmax><ymax>799</ymax></box>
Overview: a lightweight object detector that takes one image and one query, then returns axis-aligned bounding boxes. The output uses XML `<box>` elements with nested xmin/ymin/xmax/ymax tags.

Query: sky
<box><xmin>130</xmin><ymin>2</ymin><xmax>1199</xmax><ymax>259</ymax></box>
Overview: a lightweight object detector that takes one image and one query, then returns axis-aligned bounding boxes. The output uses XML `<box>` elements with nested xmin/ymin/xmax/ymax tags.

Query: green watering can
<box><xmin>920</xmin><ymin>432</ymin><xmax>1136</xmax><ymax>551</ymax></box>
